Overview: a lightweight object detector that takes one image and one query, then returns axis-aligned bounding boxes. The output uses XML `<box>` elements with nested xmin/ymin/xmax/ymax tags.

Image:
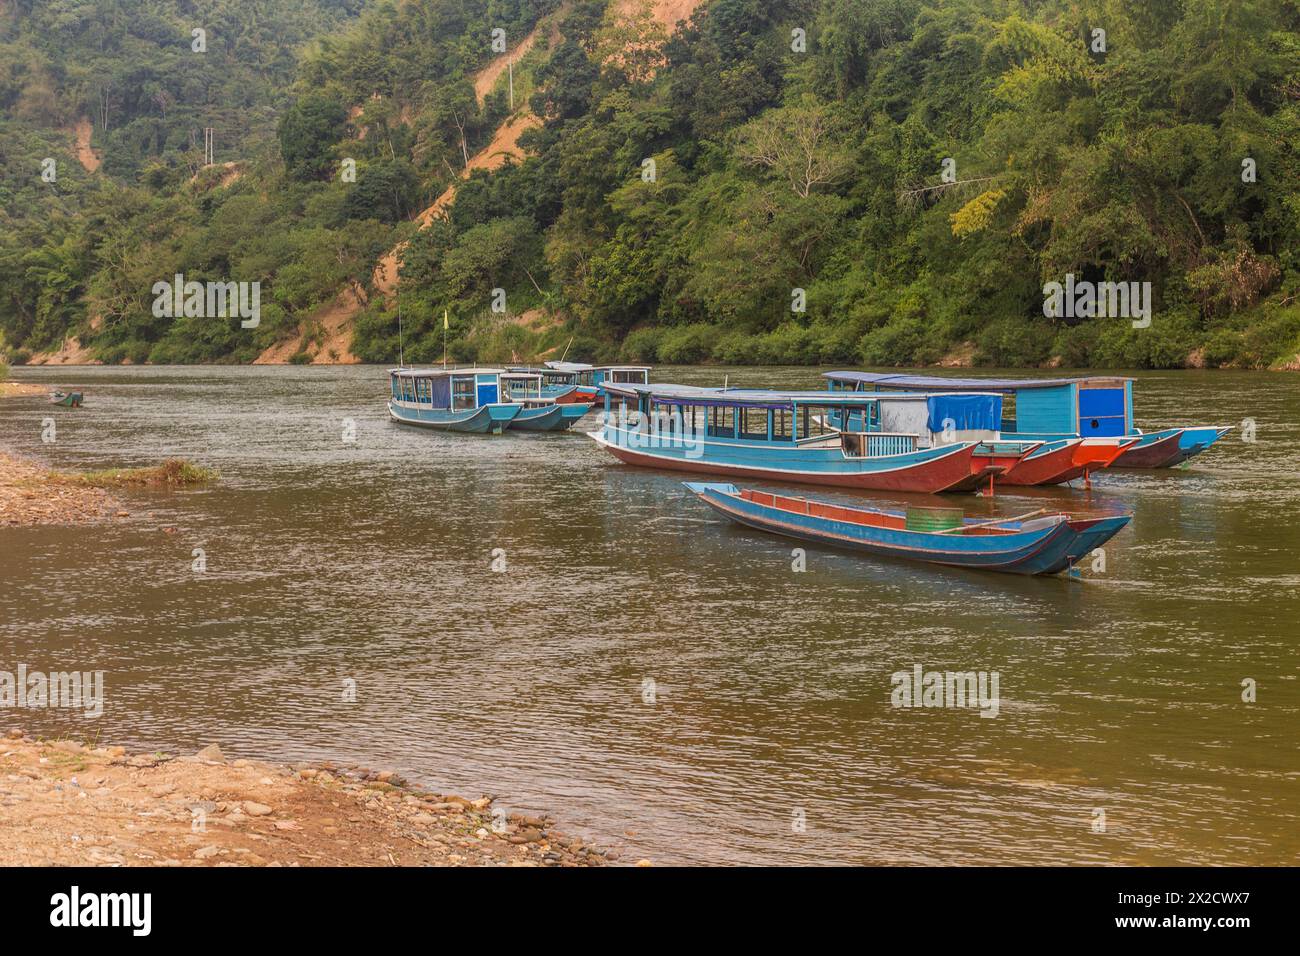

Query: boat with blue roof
<box><xmin>543</xmin><ymin>362</ymin><xmax>651</xmax><ymax>402</ymax></box>
<box><xmin>824</xmin><ymin>371</ymin><xmax>1229</xmax><ymax>473</ymax></box>
<box><xmin>590</xmin><ymin>382</ymin><xmax>1038</xmax><ymax>494</ymax></box>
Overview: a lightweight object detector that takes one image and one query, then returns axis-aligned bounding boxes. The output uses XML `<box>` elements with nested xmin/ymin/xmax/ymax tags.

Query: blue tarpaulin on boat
<box><xmin>926</xmin><ymin>394</ymin><xmax>1001</xmax><ymax>432</ymax></box>
<box><xmin>431</xmin><ymin>376</ymin><xmax>450</xmax><ymax>409</ymax></box>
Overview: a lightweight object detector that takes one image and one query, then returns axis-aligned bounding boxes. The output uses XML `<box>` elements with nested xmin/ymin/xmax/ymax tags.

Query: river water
<box><xmin>1</xmin><ymin>364</ymin><xmax>1296</xmax><ymax>865</ymax></box>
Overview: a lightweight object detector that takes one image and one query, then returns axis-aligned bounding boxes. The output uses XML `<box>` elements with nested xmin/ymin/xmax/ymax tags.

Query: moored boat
<box><xmin>824</xmin><ymin>371</ymin><xmax>1230</xmax><ymax>472</ymax></box>
<box><xmin>49</xmin><ymin>391</ymin><xmax>83</xmax><ymax>408</ymax></box>
<box><xmin>387</xmin><ymin>368</ymin><xmax>521</xmax><ymax>434</ymax></box>
<box><xmin>543</xmin><ymin>361</ymin><xmax>651</xmax><ymax>402</ymax></box>
<box><xmin>507</xmin><ymin>365</ymin><xmax>599</xmax><ymax>405</ymax></box>
<box><xmin>499</xmin><ymin>371</ymin><xmax>596</xmax><ymax>431</ymax></box>
<box><xmin>590</xmin><ymin>383</ymin><xmax>1038</xmax><ymax>494</ymax></box>
<box><xmin>684</xmin><ymin>482</ymin><xmax>1132</xmax><ymax>576</ymax></box>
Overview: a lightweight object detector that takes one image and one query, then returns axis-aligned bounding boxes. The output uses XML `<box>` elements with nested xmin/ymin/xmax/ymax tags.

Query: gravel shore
<box><xmin>0</xmin><ymin>451</ymin><xmax>126</xmax><ymax>526</ymax></box>
<box><xmin>0</xmin><ymin>731</ymin><xmax>619</xmax><ymax>867</ymax></box>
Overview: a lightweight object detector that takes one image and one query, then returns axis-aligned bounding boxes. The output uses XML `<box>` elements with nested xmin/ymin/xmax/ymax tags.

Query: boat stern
<box><xmin>485</xmin><ymin>403</ymin><xmax>523</xmax><ymax>434</ymax></box>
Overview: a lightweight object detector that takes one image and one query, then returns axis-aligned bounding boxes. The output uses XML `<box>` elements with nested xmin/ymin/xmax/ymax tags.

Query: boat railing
<box><xmin>840</xmin><ymin>431</ymin><xmax>918</xmax><ymax>458</ymax></box>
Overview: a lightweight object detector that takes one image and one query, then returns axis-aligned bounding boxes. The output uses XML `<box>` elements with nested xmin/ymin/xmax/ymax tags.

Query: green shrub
<box><xmin>658</xmin><ymin>324</ymin><xmax>720</xmax><ymax>364</ymax></box>
<box><xmin>975</xmin><ymin>318</ymin><xmax>1053</xmax><ymax>367</ymax></box>
<box><xmin>858</xmin><ymin>317</ymin><xmax>929</xmax><ymax>366</ymax></box>
<box><xmin>619</xmin><ymin>327</ymin><xmax>663</xmax><ymax>363</ymax></box>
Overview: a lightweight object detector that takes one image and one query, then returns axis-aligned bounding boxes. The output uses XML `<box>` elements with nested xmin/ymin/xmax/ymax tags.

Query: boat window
<box><xmin>739</xmin><ymin>407</ymin><xmax>767</xmax><ymax>440</ymax></box>
<box><xmin>772</xmin><ymin>408</ymin><xmax>792</xmax><ymax>441</ymax></box>
<box><xmin>675</xmin><ymin>404</ymin><xmax>699</xmax><ymax>436</ymax></box>
<box><xmin>390</xmin><ymin>377</ymin><xmax>399</xmax><ymax>399</ymax></box>
<box><xmin>799</xmin><ymin>406</ymin><xmax>836</xmax><ymax>440</ymax></box>
<box><xmin>708</xmin><ymin>406</ymin><xmax>735</xmax><ymax>438</ymax></box>
<box><xmin>451</xmin><ymin>376</ymin><xmax>476</xmax><ymax>410</ymax></box>
<box><xmin>611</xmin><ymin>369</ymin><xmax>647</xmax><ymax>384</ymax></box>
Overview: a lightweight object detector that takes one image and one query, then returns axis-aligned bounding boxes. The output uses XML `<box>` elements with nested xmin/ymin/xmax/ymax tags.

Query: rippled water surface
<box><xmin>2</xmin><ymin>365</ymin><xmax>1297</xmax><ymax>865</ymax></box>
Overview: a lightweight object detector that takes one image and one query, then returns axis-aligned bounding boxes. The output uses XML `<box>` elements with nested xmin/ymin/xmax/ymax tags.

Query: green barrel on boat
<box><xmin>905</xmin><ymin>506</ymin><xmax>964</xmax><ymax>532</ymax></box>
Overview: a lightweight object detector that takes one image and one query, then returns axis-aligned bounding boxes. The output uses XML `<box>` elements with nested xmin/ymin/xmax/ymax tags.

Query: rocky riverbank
<box><xmin>0</xmin><ymin>731</ymin><xmax>621</xmax><ymax>867</ymax></box>
<box><xmin>0</xmin><ymin>451</ymin><xmax>124</xmax><ymax>526</ymax></box>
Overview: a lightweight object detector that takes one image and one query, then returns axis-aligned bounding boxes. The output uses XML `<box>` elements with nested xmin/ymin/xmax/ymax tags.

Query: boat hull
<box><xmin>997</xmin><ymin>439</ymin><xmax>1085</xmax><ymax>486</ymax></box>
<box><xmin>1110</xmin><ymin>428</ymin><xmax>1187</xmax><ymax>468</ymax></box>
<box><xmin>686</xmin><ymin>482</ymin><xmax>1131</xmax><ymax>576</ymax></box>
<box><xmin>996</xmin><ymin>438</ymin><xmax>1133</xmax><ymax>486</ymax></box>
<box><xmin>510</xmin><ymin>404</ymin><xmax>567</xmax><ymax>431</ymax></box>
<box><xmin>388</xmin><ymin>401</ymin><xmax>519</xmax><ymax>434</ymax></box>
<box><xmin>590</xmin><ymin>429</ymin><xmax>984</xmax><ymax>494</ymax></box>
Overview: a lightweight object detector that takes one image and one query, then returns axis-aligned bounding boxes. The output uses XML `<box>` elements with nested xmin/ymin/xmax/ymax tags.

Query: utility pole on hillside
<box><xmin>203</xmin><ymin>127</ymin><xmax>214</xmax><ymax>167</ymax></box>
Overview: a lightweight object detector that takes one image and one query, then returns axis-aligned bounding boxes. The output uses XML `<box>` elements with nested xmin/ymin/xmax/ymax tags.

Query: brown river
<box><xmin>1</xmin><ymin>365</ymin><xmax>1296</xmax><ymax>865</ymax></box>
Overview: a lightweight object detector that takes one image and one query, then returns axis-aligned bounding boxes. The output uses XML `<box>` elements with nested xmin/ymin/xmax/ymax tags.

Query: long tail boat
<box><xmin>387</xmin><ymin>368</ymin><xmax>521</xmax><ymax>434</ymax></box>
<box><xmin>684</xmin><ymin>482</ymin><xmax>1131</xmax><ymax>576</ymax></box>
<box><xmin>824</xmin><ymin>371</ymin><xmax>1230</xmax><ymax>473</ymax></box>
<box><xmin>49</xmin><ymin>391</ymin><xmax>83</xmax><ymax>408</ymax></box>
<box><xmin>499</xmin><ymin>371</ymin><xmax>596</xmax><ymax>431</ymax></box>
<box><xmin>507</xmin><ymin>365</ymin><xmax>599</xmax><ymax>405</ymax></box>
<box><xmin>543</xmin><ymin>361</ymin><xmax>652</xmax><ymax>402</ymax></box>
<box><xmin>589</xmin><ymin>383</ymin><xmax>1037</xmax><ymax>494</ymax></box>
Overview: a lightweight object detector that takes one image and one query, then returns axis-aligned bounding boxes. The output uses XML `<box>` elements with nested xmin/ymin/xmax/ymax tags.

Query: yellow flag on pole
<box><xmin>443</xmin><ymin>309</ymin><xmax>449</xmax><ymax>330</ymax></box>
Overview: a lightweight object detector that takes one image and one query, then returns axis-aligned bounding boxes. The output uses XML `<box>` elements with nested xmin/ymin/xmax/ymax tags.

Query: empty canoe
<box><xmin>684</xmin><ymin>482</ymin><xmax>1131</xmax><ymax>576</ymax></box>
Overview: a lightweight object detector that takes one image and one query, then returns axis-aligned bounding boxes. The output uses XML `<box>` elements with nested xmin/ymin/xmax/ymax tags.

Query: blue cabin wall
<box><xmin>1015</xmin><ymin>384</ymin><xmax>1077</xmax><ymax>433</ymax></box>
<box><xmin>1077</xmin><ymin>386</ymin><xmax>1127</xmax><ymax>437</ymax></box>
<box><xmin>475</xmin><ymin>373</ymin><xmax>499</xmax><ymax>407</ymax></box>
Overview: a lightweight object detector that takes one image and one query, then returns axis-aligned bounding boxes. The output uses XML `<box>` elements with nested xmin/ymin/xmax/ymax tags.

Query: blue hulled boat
<box><xmin>543</xmin><ymin>361</ymin><xmax>651</xmax><ymax>401</ymax></box>
<box><xmin>825</xmin><ymin>371</ymin><xmax>1230</xmax><ymax>469</ymax></box>
<box><xmin>508</xmin><ymin>365</ymin><xmax>600</xmax><ymax>406</ymax></box>
<box><xmin>387</xmin><ymin>368</ymin><xmax>522</xmax><ymax>434</ymax></box>
<box><xmin>590</xmin><ymin>383</ymin><xmax>1037</xmax><ymax>494</ymax></box>
<box><xmin>499</xmin><ymin>371</ymin><xmax>595</xmax><ymax>431</ymax></box>
<box><xmin>685</xmin><ymin>482</ymin><xmax>1132</xmax><ymax>576</ymax></box>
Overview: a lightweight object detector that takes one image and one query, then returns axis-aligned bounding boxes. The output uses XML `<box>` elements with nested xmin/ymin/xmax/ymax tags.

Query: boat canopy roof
<box><xmin>823</xmin><ymin>370</ymin><xmax>1132</xmax><ymax>392</ymax></box>
<box><xmin>609</xmin><ymin>382</ymin><xmax>1004</xmax><ymax>432</ymax></box>
<box><xmin>605</xmin><ymin>381</ymin><xmax>998</xmax><ymax>407</ymax></box>
<box><xmin>389</xmin><ymin>367</ymin><xmax>507</xmax><ymax>377</ymax></box>
<box><xmin>544</xmin><ymin>361</ymin><xmax>652</xmax><ymax>373</ymax></box>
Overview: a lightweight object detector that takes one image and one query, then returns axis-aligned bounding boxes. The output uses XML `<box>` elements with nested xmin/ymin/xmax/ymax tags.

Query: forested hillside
<box><xmin>3</xmin><ymin>0</ymin><xmax>1299</xmax><ymax>369</ymax></box>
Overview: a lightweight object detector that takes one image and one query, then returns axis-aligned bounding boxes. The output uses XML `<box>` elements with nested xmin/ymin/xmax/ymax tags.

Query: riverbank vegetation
<box><xmin>1</xmin><ymin>0</ymin><xmax>1298</xmax><ymax>369</ymax></box>
<box><xmin>51</xmin><ymin>457</ymin><xmax>218</xmax><ymax>488</ymax></box>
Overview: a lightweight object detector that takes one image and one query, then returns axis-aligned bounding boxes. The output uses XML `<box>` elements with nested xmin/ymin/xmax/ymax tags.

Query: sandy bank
<box><xmin>0</xmin><ymin>732</ymin><xmax>615</xmax><ymax>867</ymax></box>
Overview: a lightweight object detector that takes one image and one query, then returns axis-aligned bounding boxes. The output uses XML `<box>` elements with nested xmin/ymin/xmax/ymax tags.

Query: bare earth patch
<box><xmin>0</xmin><ymin>734</ymin><xmax>617</xmax><ymax>867</ymax></box>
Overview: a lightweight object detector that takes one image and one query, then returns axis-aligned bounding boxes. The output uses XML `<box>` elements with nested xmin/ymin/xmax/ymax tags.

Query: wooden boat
<box><xmin>825</xmin><ymin>371</ymin><xmax>1230</xmax><ymax>472</ymax></box>
<box><xmin>509</xmin><ymin>365</ymin><xmax>599</xmax><ymax>405</ymax></box>
<box><xmin>994</xmin><ymin>436</ymin><xmax>1137</xmax><ymax>486</ymax></box>
<box><xmin>684</xmin><ymin>482</ymin><xmax>1132</xmax><ymax>576</ymax></box>
<box><xmin>49</xmin><ymin>391</ymin><xmax>83</xmax><ymax>408</ymax></box>
<box><xmin>543</xmin><ymin>361</ymin><xmax>651</xmax><ymax>402</ymax></box>
<box><xmin>590</xmin><ymin>383</ymin><xmax>1038</xmax><ymax>494</ymax></box>
<box><xmin>499</xmin><ymin>371</ymin><xmax>595</xmax><ymax>431</ymax></box>
<box><xmin>387</xmin><ymin>368</ymin><xmax>521</xmax><ymax>434</ymax></box>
